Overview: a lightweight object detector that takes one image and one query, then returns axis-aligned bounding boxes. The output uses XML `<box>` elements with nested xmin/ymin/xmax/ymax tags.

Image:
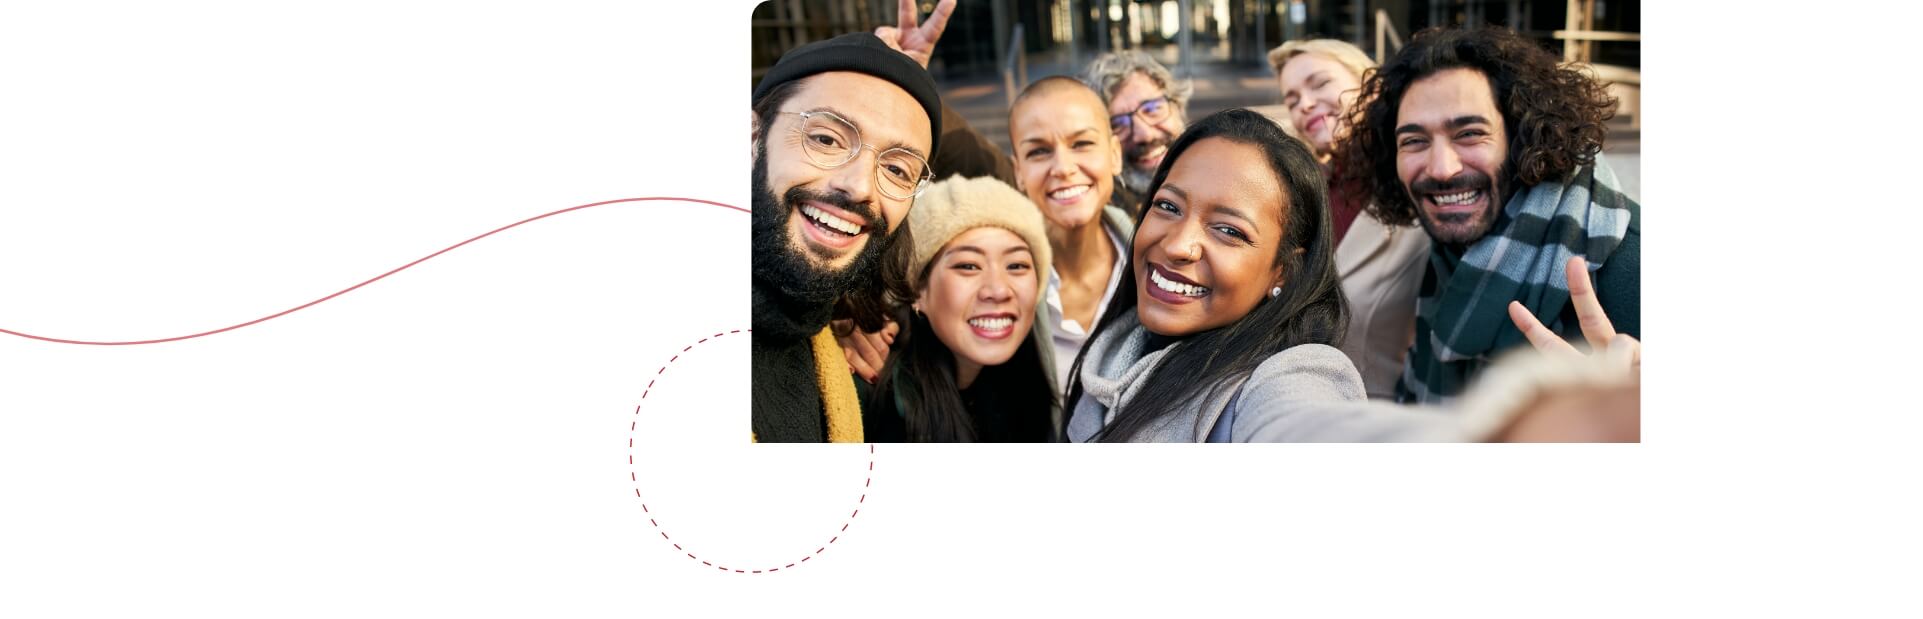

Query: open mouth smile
<box><xmin>966</xmin><ymin>313</ymin><xmax>1017</xmax><ymax>339</ymax></box>
<box><xmin>1145</xmin><ymin>263</ymin><xmax>1209</xmax><ymax>304</ymax></box>
<box><xmin>796</xmin><ymin>202</ymin><xmax>869</xmax><ymax>249</ymax></box>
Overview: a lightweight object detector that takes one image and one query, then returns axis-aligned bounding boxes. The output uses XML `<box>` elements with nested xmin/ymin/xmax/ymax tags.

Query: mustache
<box><xmin>1410</xmin><ymin>170</ymin><xmax>1494</xmax><ymax>195</ymax></box>
<box><xmin>784</xmin><ymin>185</ymin><xmax>884</xmax><ymax>233</ymax></box>
<box><xmin>1123</xmin><ymin>134</ymin><xmax>1172</xmax><ymax>160</ymax></box>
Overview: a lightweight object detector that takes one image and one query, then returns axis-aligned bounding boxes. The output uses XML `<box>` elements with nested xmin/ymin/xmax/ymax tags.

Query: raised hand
<box><xmin>872</xmin><ymin>0</ymin><xmax>956</xmax><ymax>69</ymax></box>
<box><xmin>1507</xmin><ymin>256</ymin><xmax>1640</xmax><ymax>374</ymax></box>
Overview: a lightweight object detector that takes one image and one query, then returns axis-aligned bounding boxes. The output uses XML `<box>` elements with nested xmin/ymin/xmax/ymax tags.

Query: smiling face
<box><xmin>1011</xmin><ymin>86</ymin><xmax>1123</xmax><ymax>232</ymax></box>
<box><xmin>1279</xmin><ymin>53</ymin><xmax>1364</xmax><ymax>160</ymax></box>
<box><xmin>1393</xmin><ymin>67</ymin><xmax>1509</xmax><ymax>247</ymax></box>
<box><xmin>1109</xmin><ymin>71</ymin><xmax>1187</xmax><ymax>179</ymax></box>
<box><xmin>916</xmin><ymin>227</ymin><xmax>1040</xmax><ymax>387</ymax></box>
<box><xmin>1133</xmin><ymin>137</ymin><xmax>1288</xmax><ymax>336</ymax></box>
<box><xmin>757</xmin><ymin>71</ymin><xmax>932</xmax><ymax>274</ymax></box>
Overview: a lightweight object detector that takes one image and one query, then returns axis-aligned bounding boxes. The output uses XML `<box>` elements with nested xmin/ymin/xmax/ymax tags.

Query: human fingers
<box><xmin>873</xmin><ymin>26</ymin><xmax>905</xmax><ymax>52</ymax></box>
<box><xmin>1510</xmin><ymin>301</ymin><xmax>1581</xmax><ymax>358</ymax></box>
<box><xmin>918</xmin><ymin>0</ymin><xmax>956</xmax><ymax>45</ymax></box>
<box><xmin>896</xmin><ymin>0</ymin><xmax>918</xmax><ymax>31</ymax></box>
<box><xmin>854</xmin><ymin>329</ymin><xmax>890</xmax><ymax>371</ymax></box>
<box><xmin>1609</xmin><ymin>333</ymin><xmax>1641</xmax><ymax>377</ymax></box>
<box><xmin>1564</xmin><ymin>256</ymin><xmax>1616</xmax><ymax>351</ymax></box>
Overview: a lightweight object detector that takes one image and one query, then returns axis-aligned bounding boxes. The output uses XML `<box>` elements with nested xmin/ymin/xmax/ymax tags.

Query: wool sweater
<box><xmin>1068</xmin><ymin>313</ymin><xmax>1504</xmax><ymax>442</ymax></box>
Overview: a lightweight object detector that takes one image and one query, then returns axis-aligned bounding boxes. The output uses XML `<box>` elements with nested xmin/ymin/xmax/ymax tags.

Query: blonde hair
<box><xmin>1267</xmin><ymin>38</ymin><xmax>1375</xmax><ymax>81</ymax></box>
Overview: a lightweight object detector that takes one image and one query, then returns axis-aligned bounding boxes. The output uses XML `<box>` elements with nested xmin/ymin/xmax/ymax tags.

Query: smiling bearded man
<box><xmin>750</xmin><ymin>32</ymin><xmax>940</xmax><ymax>442</ymax></box>
<box><xmin>1335</xmin><ymin>26</ymin><xmax>1641</xmax><ymax>405</ymax></box>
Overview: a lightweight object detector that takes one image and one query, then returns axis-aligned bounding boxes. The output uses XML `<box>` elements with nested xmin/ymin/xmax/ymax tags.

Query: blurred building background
<box><xmin>752</xmin><ymin>0</ymin><xmax>1639</xmax><ymax>200</ymax></box>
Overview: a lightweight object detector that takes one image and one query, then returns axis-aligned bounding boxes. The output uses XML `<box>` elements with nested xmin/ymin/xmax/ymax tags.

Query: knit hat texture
<box><xmin>906</xmin><ymin>176</ymin><xmax>1053</xmax><ymax>291</ymax></box>
<box><xmin>752</xmin><ymin>32</ymin><xmax>942</xmax><ymax>156</ymax></box>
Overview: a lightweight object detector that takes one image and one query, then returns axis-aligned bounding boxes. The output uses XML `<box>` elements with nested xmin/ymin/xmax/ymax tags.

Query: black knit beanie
<box><xmin>752</xmin><ymin>32</ymin><xmax>942</xmax><ymax>156</ymax></box>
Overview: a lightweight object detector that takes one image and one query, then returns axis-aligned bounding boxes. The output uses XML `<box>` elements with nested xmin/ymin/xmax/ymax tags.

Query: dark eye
<box><xmin>1455</xmin><ymin>129</ymin><xmax>1488</xmax><ymax>140</ymax></box>
<box><xmin>809</xmin><ymin>133</ymin><xmax>844</xmax><ymax>149</ymax></box>
<box><xmin>1024</xmin><ymin>147</ymin><xmax>1051</xmax><ymax>160</ymax></box>
<box><xmin>1009</xmin><ymin>262</ymin><xmax>1033</xmax><ymax>272</ymax></box>
<box><xmin>1073</xmin><ymin>140</ymin><xmax>1095</xmax><ymax>149</ymax></box>
<box><xmin>1398</xmin><ymin>137</ymin><xmax>1428</xmax><ymax>151</ymax></box>
<box><xmin>952</xmin><ymin>262</ymin><xmax>981</xmax><ymax>271</ymax></box>
<box><xmin>882</xmin><ymin>163</ymin><xmax>912</xmax><ymax>181</ymax></box>
<box><xmin>1212</xmin><ymin>224</ymin><xmax>1250</xmax><ymax>242</ymax></box>
<box><xmin>1151</xmin><ymin>199</ymin><xmax>1180</xmax><ymax>216</ymax></box>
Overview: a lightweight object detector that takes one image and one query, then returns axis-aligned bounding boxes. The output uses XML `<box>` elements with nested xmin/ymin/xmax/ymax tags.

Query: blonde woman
<box><xmin>1268</xmin><ymin>39</ymin><xmax>1429</xmax><ymax>399</ymax></box>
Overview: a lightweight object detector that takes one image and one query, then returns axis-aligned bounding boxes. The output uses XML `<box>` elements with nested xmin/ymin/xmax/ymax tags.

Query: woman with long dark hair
<box><xmin>861</xmin><ymin>176</ymin><xmax>1060</xmax><ymax>442</ymax></box>
<box><xmin>1065</xmin><ymin>109</ymin><xmax>1473</xmax><ymax>442</ymax></box>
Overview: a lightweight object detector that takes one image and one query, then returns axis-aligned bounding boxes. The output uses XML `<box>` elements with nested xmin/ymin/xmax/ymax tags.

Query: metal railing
<box><xmin>1373</xmin><ymin>9</ymin><xmax>1403</xmax><ymax>64</ymax></box>
<box><xmin>1002</xmin><ymin>22</ymin><xmax>1027</xmax><ymax>108</ymax></box>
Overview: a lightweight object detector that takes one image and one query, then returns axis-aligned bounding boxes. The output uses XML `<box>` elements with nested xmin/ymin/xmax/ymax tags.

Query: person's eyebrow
<box><xmin>1161</xmin><ymin>183</ymin><xmax>1189</xmax><ymax>200</ymax></box>
<box><xmin>1398</xmin><ymin>115</ymin><xmax>1495</xmax><ymax>135</ymax></box>
<box><xmin>880</xmin><ymin>140</ymin><xmax>929</xmax><ymax>161</ymax></box>
<box><xmin>1212</xmin><ymin>205</ymin><xmax>1260</xmax><ymax>234</ymax></box>
<box><xmin>810</xmin><ymin>105</ymin><xmax>930</xmax><ymax>160</ymax></box>
<box><xmin>1020</xmin><ymin>125</ymin><xmax>1095</xmax><ymax>147</ymax></box>
<box><xmin>945</xmin><ymin>245</ymin><xmax>985</xmax><ymax>258</ymax></box>
<box><xmin>1002</xmin><ymin>246</ymin><xmax>1034</xmax><ymax>257</ymax></box>
<box><xmin>1445</xmin><ymin>115</ymin><xmax>1493</xmax><ymax>129</ymax></box>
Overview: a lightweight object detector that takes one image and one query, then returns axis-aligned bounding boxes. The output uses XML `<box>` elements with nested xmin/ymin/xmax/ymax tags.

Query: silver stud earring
<box><xmin>1269</xmin><ymin>286</ymin><xmax>1282</xmax><ymax>298</ymax></box>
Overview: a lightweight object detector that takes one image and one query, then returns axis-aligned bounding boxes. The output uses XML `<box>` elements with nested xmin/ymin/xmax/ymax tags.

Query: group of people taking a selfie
<box><xmin>751</xmin><ymin>0</ymin><xmax>1641</xmax><ymax>443</ymax></box>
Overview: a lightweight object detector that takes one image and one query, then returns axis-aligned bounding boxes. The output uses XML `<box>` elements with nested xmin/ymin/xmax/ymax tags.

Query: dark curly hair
<box><xmin>1334</xmin><ymin>26</ymin><xmax>1616</xmax><ymax>227</ymax></box>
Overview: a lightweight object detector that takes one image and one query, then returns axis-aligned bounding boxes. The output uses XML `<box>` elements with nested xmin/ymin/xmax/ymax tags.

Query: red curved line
<box><xmin>0</xmin><ymin>196</ymin><xmax>747</xmax><ymax>346</ymax></box>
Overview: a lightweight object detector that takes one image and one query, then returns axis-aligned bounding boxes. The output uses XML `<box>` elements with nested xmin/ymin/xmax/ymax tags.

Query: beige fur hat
<box><xmin>905</xmin><ymin>175</ymin><xmax>1053</xmax><ymax>291</ymax></box>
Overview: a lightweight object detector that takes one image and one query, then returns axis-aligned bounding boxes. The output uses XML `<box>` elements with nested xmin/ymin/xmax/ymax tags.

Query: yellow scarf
<box><xmin>754</xmin><ymin>326</ymin><xmax>863</xmax><ymax>443</ymax></box>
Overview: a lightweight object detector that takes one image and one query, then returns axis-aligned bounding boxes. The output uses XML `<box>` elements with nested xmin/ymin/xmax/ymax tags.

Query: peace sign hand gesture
<box><xmin>1507</xmin><ymin>256</ymin><xmax>1640</xmax><ymax>375</ymax></box>
<box><xmin>872</xmin><ymin>0</ymin><xmax>956</xmax><ymax>69</ymax></box>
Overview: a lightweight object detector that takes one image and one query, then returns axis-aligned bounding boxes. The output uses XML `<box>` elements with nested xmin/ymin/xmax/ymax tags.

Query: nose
<box><xmin>1425</xmin><ymin>140</ymin><xmax>1464</xmax><ymax>182</ymax></box>
<box><xmin>1050</xmin><ymin>149</ymin><xmax>1077</xmax><ymax>179</ymax></box>
<box><xmin>825</xmin><ymin>147</ymin><xmax>878</xmax><ymax>205</ymax></box>
<box><xmin>1130</xmin><ymin>122</ymin><xmax>1159</xmax><ymax>144</ymax></box>
<box><xmin>980</xmin><ymin>269</ymin><xmax>1015</xmax><ymax>302</ymax></box>
<box><xmin>1159</xmin><ymin>220</ymin><xmax>1204</xmax><ymax>264</ymax></box>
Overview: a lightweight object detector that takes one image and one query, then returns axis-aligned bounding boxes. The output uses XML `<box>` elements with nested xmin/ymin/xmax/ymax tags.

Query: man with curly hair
<box><xmin>1334</xmin><ymin>26</ymin><xmax>1640</xmax><ymax>405</ymax></box>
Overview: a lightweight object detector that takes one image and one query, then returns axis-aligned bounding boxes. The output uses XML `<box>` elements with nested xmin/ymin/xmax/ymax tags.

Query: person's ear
<box><xmin>1268</xmin><ymin>247</ymin><xmax>1305</xmax><ymax>297</ymax></box>
<box><xmin>749</xmin><ymin>110</ymin><xmax>761</xmax><ymax>160</ymax></box>
<box><xmin>1108</xmin><ymin>134</ymin><xmax>1123</xmax><ymax>170</ymax></box>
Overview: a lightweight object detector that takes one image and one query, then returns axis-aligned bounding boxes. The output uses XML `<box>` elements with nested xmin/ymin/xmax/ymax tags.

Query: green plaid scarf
<box><xmin>1397</xmin><ymin>155</ymin><xmax>1636</xmax><ymax>405</ymax></box>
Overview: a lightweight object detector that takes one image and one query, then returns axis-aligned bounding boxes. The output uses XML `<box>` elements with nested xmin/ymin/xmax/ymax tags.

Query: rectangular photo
<box><xmin>748</xmin><ymin>0</ymin><xmax>1641</xmax><ymax>443</ymax></box>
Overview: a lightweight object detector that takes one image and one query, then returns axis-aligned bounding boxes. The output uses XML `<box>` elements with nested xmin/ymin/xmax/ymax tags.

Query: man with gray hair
<box><xmin>1082</xmin><ymin>51</ymin><xmax>1194</xmax><ymax>199</ymax></box>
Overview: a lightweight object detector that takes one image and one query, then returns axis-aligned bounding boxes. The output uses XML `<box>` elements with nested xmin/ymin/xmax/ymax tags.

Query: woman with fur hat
<box><xmin>860</xmin><ymin>176</ymin><xmax>1060</xmax><ymax>442</ymax></box>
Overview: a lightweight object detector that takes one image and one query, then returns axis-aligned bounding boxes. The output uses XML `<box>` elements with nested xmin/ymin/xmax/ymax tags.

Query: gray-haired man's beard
<box><xmin>750</xmin><ymin>145</ymin><xmax>888</xmax><ymax>307</ymax></box>
<box><xmin>1121</xmin><ymin>166</ymin><xmax>1154</xmax><ymax>194</ymax></box>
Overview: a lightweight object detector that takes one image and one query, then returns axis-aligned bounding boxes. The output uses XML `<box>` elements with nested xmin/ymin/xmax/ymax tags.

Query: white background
<box><xmin>1</xmin><ymin>2</ymin><xmax>1918</xmax><ymax>617</ymax></box>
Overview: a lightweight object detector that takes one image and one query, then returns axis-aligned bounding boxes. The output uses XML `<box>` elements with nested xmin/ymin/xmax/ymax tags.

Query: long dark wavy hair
<box><xmin>1064</xmin><ymin>108</ymin><xmax>1349</xmax><ymax>442</ymax></box>
<box><xmin>864</xmin><ymin>221</ymin><xmax>1058</xmax><ymax>442</ymax></box>
<box><xmin>1334</xmin><ymin>26</ymin><xmax>1617</xmax><ymax>227</ymax></box>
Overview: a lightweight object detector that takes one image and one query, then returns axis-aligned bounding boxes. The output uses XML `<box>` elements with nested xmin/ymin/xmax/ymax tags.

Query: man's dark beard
<box><xmin>751</xmin><ymin>144</ymin><xmax>890</xmax><ymax>309</ymax></box>
<box><xmin>1409</xmin><ymin>164</ymin><xmax>1510</xmax><ymax>248</ymax></box>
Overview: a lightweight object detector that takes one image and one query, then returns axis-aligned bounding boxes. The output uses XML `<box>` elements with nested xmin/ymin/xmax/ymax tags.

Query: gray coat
<box><xmin>1067</xmin><ymin>314</ymin><xmax>1479</xmax><ymax>442</ymax></box>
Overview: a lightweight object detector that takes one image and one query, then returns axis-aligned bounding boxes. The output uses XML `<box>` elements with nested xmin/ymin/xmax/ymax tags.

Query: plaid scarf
<box><xmin>1397</xmin><ymin>155</ymin><xmax>1636</xmax><ymax>405</ymax></box>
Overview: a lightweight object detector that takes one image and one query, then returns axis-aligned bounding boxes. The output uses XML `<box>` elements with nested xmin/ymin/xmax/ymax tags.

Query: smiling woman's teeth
<box><xmin>1432</xmin><ymin>190</ymin><xmax>1480</xmax><ymax>205</ymax></box>
<box><xmin>1150</xmin><ymin>269</ymin><xmax>1208</xmax><ymax>297</ymax></box>
<box><xmin>1049</xmin><ymin>185</ymin><xmax>1090</xmax><ymax>201</ymax></box>
<box><xmin>968</xmin><ymin>316</ymin><xmax>1013</xmax><ymax>330</ymax></box>
<box><xmin>802</xmin><ymin>205</ymin><xmax>863</xmax><ymax>236</ymax></box>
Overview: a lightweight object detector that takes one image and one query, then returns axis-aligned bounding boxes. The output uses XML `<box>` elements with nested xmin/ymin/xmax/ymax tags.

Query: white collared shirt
<box><xmin>1042</xmin><ymin>217</ymin><xmax>1129</xmax><ymax>392</ymax></box>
